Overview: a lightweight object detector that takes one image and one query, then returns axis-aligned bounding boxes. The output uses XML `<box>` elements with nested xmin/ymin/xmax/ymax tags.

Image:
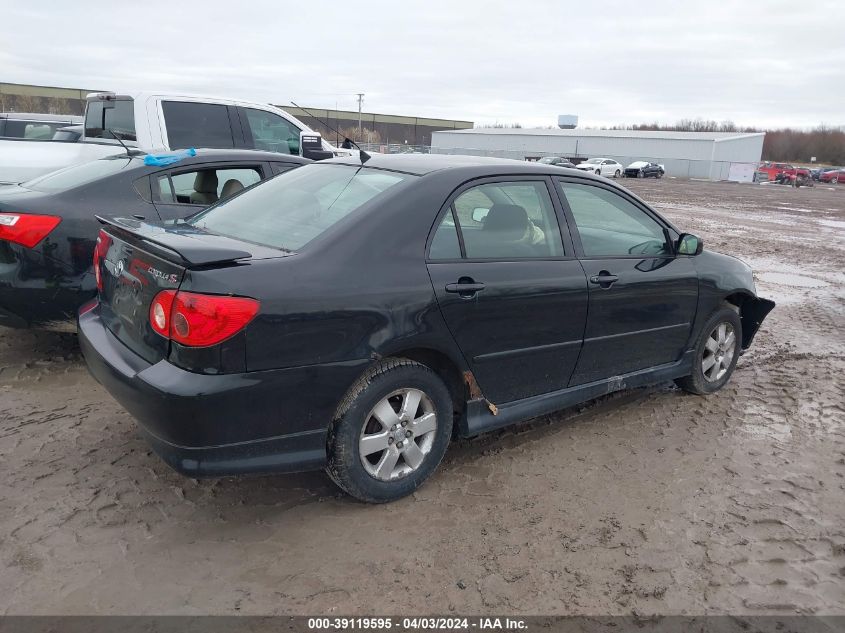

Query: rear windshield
<box><xmin>85</xmin><ymin>98</ymin><xmax>136</xmax><ymax>141</ymax></box>
<box><xmin>188</xmin><ymin>164</ymin><xmax>412</xmax><ymax>251</ymax></box>
<box><xmin>24</xmin><ymin>156</ymin><xmax>138</xmax><ymax>193</ymax></box>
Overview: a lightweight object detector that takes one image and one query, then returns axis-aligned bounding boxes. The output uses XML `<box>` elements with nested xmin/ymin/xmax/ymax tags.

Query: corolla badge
<box><xmin>147</xmin><ymin>266</ymin><xmax>179</xmax><ymax>284</ymax></box>
<box><xmin>115</xmin><ymin>259</ymin><xmax>125</xmax><ymax>277</ymax></box>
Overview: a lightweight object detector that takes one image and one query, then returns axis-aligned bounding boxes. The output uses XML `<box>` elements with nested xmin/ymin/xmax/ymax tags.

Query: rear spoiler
<box><xmin>96</xmin><ymin>216</ymin><xmax>252</xmax><ymax>267</ymax></box>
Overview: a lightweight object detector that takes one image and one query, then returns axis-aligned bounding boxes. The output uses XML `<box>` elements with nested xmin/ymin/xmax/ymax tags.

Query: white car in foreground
<box><xmin>575</xmin><ymin>158</ymin><xmax>623</xmax><ymax>177</ymax></box>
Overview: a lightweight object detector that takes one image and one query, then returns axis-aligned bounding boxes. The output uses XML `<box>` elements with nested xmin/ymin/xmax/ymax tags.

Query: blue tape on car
<box><xmin>143</xmin><ymin>148</ymin><xmax>197</xmax><ymax>166</ymax></box>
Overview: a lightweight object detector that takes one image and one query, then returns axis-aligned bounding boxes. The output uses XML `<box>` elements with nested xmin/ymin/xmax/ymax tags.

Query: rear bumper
<box><xmin>78</xmin><ymin>306</ymin><xmax>367</xmax><ymax>476</ymax></box>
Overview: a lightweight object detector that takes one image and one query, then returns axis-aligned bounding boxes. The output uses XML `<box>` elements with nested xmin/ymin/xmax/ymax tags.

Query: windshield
<box><xmin>538</xmin><ymin>157</ymin><xmax>557</xmax><ymax>164</ymax></box>
<box><xmin>188</xmin><ymin>164</ymin><xmax>412</xmax><ymax>251</ymax></box>
<box><xmin>585</xmin><ymin>158</ymin><xmax>602</xmax><ymax>164</ymax></box>
<box><xmin>24</xmin><ymin>156</ymin><xmax>137</xmax><ymax>193</ymax></box>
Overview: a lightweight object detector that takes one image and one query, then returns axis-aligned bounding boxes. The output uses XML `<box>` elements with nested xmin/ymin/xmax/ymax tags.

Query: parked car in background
<box><xmin>51</xmin><ymin>125</ymin><xmax>83</xmax><ymax>143</ymax></box>
<box><xmin>0</xmin><ymin>149</ymin><xmax>309</xmax><ymax>329</ymax></box>
<box><xmin>624</xmin><ymin>161</ymin><xmax>665</xmax><ymax>178</ymax></box>
<box><xmin>773</xmin><ymin>167</ymin><xmax>811</xmax><ymax>184</ymax></box>
<box><xmin>0</xmin><ymin>113</ymin><xmax>82</xmax><ymax>140</ymax></box>
<box><xmin>756</xmin><ymin>162</ymin><xmax>793</xmax><ymax>182</ymax></box>
<box><xmin>809</xmin><ymin>167</ymin><xmax>828</xmax><ymax>181</ymax></box>
<box><xmin>0</xmin><ymin>91</ymin><xmax>348</xmax><ymax>184</ymax></box>
<box><xmin>575</xmin><ymin>158</ymin><xmax>622</xmax><ymax>177</ymax></box>
<box><xmin>819</xmin><ymin>168</ymin><xmax>845</xmax><ymax>183</ymax></box>
<box><xmin>537</xmin><ymin>156</ymin><xmax>575</xmax><ymax>168</ymax></box>
<box><xmin>79</xmin><ymin>154</ymin><xmax>774</xmax><ymax>503</ymax></box>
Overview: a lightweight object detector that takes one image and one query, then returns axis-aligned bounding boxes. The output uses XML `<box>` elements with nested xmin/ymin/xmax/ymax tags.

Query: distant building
<box><xmin>1</xmin><ymin>82</ymin><xmax>100</xmax><ymax>115</ymax></box>
<box><xmin>431</xmin><ymin>127</ymin><xmax>765</xmax><ymax>180</ymax></box>
<box><xmin>280</xmin><ymin>105</ymin><xmax>472</xmax><ymax>147</ymax></box>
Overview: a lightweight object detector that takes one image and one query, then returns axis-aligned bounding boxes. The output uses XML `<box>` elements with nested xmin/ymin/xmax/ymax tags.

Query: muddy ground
<box><xmin>1</xmin><ymin>177</ymin><xmax>844</xmax><ymax>616</ymax></box>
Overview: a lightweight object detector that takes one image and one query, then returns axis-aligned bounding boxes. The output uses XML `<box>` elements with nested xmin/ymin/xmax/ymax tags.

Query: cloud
<box><xmin>2</xmin><ymin>0</ymin><xmax>843</xmax><ymax>128</ymax></box>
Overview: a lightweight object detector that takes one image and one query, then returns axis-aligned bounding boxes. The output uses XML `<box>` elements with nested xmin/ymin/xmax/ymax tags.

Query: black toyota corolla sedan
<box><xmin>0</xmin><ymin>149</ymin><xmax>309</xmax><ymax>329</ymax></box>
<box><xmin>79</xmin><ymin>154</ymin><xmax>774</xmax><ymax>503</ymax></box>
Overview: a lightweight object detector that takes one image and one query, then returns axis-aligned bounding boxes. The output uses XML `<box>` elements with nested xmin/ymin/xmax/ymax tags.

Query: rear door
<box><xmin>160</xmin><ymin>100</ymin><xmax>238</xmax><ymax>150</ymax></box>
<box><xmin>554</xmin><ymin>178</ymin><xmax>698</xmax><ymax>385</ymax></box>
<box><xmin>426</xmin><ymin>177</ymin><xmax>588</xmax><ymax>404</ymax></box>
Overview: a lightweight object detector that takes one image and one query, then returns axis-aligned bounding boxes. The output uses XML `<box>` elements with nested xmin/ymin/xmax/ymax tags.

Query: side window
<box><xmin>157</xmin><ymin>175</ymin><xmax>176</xmax><ymax>203</ymax></box>
<box><xmin>161</xmin><ymin>101</ymin><xmax>234</xmax><ymax>149</ymax></box>
<box><xmin>271</xmin><ymin>162</ymin><xmax>298</xmax><ymax>176</ymax></box>
<box><xmin>451</xmin><ymin>181</ymin><xmax>564</xmax><ymax>259</ymax></box>
<box><xmin>155</xmin><ymin>166</ymin><xmax>262</xmax><ymax>205</ymax></box>
<box><xmin>216</xmin><ymin>168</ymin><xmax>261</xmax><ymax>198</ymax></box>
<box><xmin>558</xmin><ymin>182</ymin><xmax>670</xmax><ymax>257</ymax></box>
<box><xmin>24</xmin><ymin>123</ymin><xmax>57</xmax><ymax>139</ymax></box>
<box><xmin>429</xmin><ymin>209</ymin><xmax>462</xmax><ymax>260</ymax></box>
<box><xmin>243</xmin><ymin>108</ymin><xmax>301</xmax><ymax>155</ymax></box>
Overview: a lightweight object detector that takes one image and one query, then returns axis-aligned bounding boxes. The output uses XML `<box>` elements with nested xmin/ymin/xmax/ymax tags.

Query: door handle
<box><xmin>589</xmin><ymin>271</ymin><xmax>619</xmax><ymax>288</ymax></box>
<box><xmin>445</xmin><ymin>280</ymin><xmax>485</xmax><ymax>298</ymax></box>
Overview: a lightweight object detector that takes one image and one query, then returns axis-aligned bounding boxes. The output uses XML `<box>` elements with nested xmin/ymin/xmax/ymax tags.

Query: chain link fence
<box><xmin>356</xmin><ymin>143</ymin><xmax>758</xmax><ymax>181</ymax></box>
<box><xmin>357</xmin><ymin>142</ymin><xmax>432</xmax><ymax>155</ymax></box>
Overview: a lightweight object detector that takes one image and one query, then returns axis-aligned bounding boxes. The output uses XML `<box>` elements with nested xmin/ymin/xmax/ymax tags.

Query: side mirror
<box><xmin>299</xmin><ymin>131</ymin><xmax>334</xmax><ymax>161</ymax></box>
<box><xmin>677</xmin><ymin>233</ymin><xmax>703</xmax><ymax>256</ymax></box>
<box><xmin>471</xmin><ymin>207</ymin><xmax>490</xmax><ymax>223</ymax></box>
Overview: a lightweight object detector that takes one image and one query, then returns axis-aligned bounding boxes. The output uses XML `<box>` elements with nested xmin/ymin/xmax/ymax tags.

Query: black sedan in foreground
<box><xmin>79</xmin><ymin>154</ymin><xmax>774</xmax><ymax>503</ymax></box>
<box><xmin>0</xmin><ymin>149</ymin><xmax>309</xmax><ymax>329</ymax></box>
<box><xmin>624</xmin><ymin>161</ymin><xmax>665</xmax><ymax>178</ymax></box>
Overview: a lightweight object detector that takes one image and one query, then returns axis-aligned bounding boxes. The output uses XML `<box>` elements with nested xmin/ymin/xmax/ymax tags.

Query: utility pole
<box><xmin>356</xmin><ymin>93</ymin><xmax>364</xmax><ymax>140</ymax></box>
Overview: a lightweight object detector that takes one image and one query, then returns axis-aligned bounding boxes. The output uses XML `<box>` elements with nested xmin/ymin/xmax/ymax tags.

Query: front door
<box><xmin>426</xmin><ymin>178</ymin><xmax>588</xmax><ymax>404</ymax></box>
<box><xmin>555</xmin><ymin>179</ymin><xmax>699</xmax><ymax>385</ymax></box>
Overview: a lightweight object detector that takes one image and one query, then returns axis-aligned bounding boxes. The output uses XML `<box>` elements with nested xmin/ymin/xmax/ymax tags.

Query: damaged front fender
<box><xmin>740</xmin><ymin>297</ymin><xmax>776</xmax><ymax>350</ymax></box>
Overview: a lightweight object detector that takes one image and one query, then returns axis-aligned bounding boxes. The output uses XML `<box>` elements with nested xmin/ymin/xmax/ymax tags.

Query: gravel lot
<box><xmin>1</xmin><ymin>177</ymin><xmax>844</xmax><ymax>616</ymax></box>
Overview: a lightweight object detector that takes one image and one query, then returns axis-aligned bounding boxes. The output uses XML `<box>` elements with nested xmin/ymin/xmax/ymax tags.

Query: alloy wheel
<box><xmin>359</xmin><ymin>388</ymin><xmax>438</xmax><ymax>481</ymax></box>
<box><xmin>702</xmin><ymin>322</ymin><xmax>737</xmax><ymax>382</ymax></box>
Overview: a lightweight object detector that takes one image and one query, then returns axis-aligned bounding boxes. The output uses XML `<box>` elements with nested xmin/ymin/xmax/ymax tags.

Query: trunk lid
<box><xmin>95</xmin><ymin>216</ymin><xmax>280</xmax><ymax>364</ymax></box>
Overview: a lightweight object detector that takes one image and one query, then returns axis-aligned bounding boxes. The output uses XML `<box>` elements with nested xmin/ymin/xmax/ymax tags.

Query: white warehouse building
<box><xmin>430</xmin><ymin>128</ymin><xmax>766</xmax><ymax>180</ymax></box>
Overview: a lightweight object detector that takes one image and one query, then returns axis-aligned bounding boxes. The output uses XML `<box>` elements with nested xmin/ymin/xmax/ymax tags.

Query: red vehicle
<box><xmin>820</xmin><ymin>168</ymin><xmax>845</xmax><ymax>183</ymax></box>
<box><xmin>775</xmin><ymin>167</ymin><xmax>813</xmax><ymax>187</ymax></box>
<box><xmin>755</xmin><ymin>161</ymin><xmax>795</xmax><ymax>182</ymax></box>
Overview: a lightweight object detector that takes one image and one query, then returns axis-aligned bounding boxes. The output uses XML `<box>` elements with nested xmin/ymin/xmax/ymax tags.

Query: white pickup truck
<box><xmin>0</xmin><ymin>91</ymin><xmax>349</xmax><ymax>184</ymax></box>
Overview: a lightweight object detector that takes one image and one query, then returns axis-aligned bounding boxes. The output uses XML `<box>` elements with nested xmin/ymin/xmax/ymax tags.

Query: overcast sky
<box><xmin>2</xmin><ymin>1</ymin><xmax>843</xmax><ymax>129</ymax></box>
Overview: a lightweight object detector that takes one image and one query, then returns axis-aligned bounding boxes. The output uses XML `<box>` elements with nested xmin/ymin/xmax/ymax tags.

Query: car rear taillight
<box><xmin>149</xmin><ymin>290</ymin><xmax>259</xmax><ymax>347</ymax></box>
<box><xmin>0</xmin><ymin>213</ymin><xmax>61</xmax><ymax>248</ymax></box>
<box><xmin>93</xmin><ymin>229</ymin><xmax>113</xmax><ymax>292</ymax></box>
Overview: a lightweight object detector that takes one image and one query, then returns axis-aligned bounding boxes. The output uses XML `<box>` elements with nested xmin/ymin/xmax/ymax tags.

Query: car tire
<box><xmin>326</xmin><ymin>358</ymin><xmax>453</xmax><ymax>503</ymax></box>
<box><xmin>657</xmin><ymin>171</ymin><xmax>663</xmax><ymax>178</ymax></box>
<box><xmin>637</xmin><ymin>170</ymin><xmax>644</xmax><ymax>178</ymax></box>
<box><xmin>614</xmin><ymin>169</ymin><xmax>621</xmax><ymax>178</ymax></box>
<box><xmin>675</xmin><ymin>304</ymin><xmax>742</xmax><ymax>396</ymax></box>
